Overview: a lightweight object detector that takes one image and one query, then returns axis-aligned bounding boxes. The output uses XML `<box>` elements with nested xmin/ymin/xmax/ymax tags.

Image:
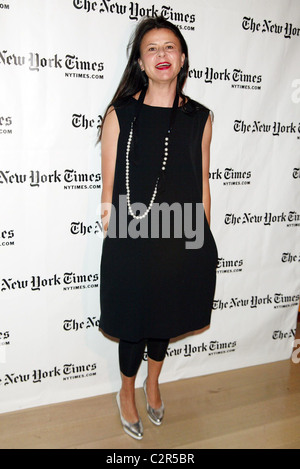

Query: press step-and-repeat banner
<box><xmin>0</xmin><ymin>0</ymin><xmax>299</xmax><ymax>414</ymax></box>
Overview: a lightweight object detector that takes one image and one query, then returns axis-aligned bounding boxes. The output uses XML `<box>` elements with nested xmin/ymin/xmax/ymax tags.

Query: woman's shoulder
<box><xmin>182</xmin><ymin>97</ymin><xmax>210</xmax><ymax>115</ymax></box>
<box><xmin>182</xmin><ymin>97</ymin><xmax>214</xmax><ymax>123</ymax></box>
<box><xmin>111</xmin><ymin>95</ymin><xmax>135</xmax><ymax>110</ymax></box>
<box><xmin>109</xmin><ymin>96</ymin><xmax>136</xmax><ymax>127</ymax></box>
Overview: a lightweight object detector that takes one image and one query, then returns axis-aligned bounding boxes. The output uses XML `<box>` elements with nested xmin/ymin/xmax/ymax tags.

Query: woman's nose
<box><xmin>157</xmin><ymin>47</ymin><xmax>166</xmax><ymax>57</ymax></box>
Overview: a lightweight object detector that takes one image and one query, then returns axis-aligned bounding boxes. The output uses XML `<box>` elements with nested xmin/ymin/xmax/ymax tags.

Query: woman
<box><xmin>99</xmin><ymin>16</ymin><xmax>218</xmax><ymax>440</ymax></box>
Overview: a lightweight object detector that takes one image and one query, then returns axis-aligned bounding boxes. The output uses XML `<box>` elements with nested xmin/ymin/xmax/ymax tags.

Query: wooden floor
<box><xmin>1</xmin><ymin>324</ymin><xmax>299</xmax><ymax>450</ymax></box>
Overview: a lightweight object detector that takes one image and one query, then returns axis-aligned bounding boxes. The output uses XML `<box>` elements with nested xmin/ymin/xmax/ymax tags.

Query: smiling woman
<box><xmin>137</xmin><ymin>28</ymin><xmax>185</xmax><ymax>97</ymax></box>
<box><xmin>98</xmin><ymin>16</ymin><xmax>189</xmax><ymax>133</ymax></box>
<box><xmin>98</xmin><ymin>15</ymin><xmax>218</xmax><ymax>441</ymax></box>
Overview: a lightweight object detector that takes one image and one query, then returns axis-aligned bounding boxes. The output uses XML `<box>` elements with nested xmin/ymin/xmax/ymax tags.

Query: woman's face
<box><xmin>138</xmin><ymin>28</ymin><xmax>185</xmax><ymax>86</ymax></box>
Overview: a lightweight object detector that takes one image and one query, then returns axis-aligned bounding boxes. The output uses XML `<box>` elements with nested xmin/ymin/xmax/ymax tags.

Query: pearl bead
<box><xmin>126</xmin><ymin>119</ymin><xmax>171</xmax><ymax>220</ymax></box>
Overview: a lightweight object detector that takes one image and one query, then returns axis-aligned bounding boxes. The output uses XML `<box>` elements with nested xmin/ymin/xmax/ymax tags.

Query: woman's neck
<box><xmin>144</xmin><ymin>81</ymin><xmax>177</xmax><ymax>108</ymax></box>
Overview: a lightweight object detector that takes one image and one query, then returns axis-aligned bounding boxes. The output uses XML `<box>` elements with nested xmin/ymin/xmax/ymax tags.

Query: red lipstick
<box><xmin>155</xmin><ymin>62</ymin><xmax>171</xmax><ymax>70</ymax></box>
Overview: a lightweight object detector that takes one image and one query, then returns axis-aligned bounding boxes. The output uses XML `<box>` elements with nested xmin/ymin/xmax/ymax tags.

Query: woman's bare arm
<box><xmin>101</xmin><ymin>107</ymin><xmax>120</xmax><ymax>235</ymax></box>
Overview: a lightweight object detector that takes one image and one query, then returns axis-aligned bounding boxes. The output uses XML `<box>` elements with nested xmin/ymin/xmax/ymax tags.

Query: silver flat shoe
<box><xmin>143</xmin><ymin>378</ymin><xmax>165</xmax><ymax>426</ymax></box>
<box><xmin>116</xmin><ymin>392</ymin><xmax>143</xmax><ymax>440</ymax></box>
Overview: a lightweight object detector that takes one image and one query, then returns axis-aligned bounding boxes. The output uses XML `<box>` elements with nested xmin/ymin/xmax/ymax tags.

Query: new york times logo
<box><xmin>189</xmin><ymin>67</ymin><xmax>262</xmax><ymax>91</ymax></box>
<box><xmin>0</xmin><ymin>169</ymin><xmax>101</xmax><ymax>190</ymax></box>
<box><xmin>0</xmin><ymin>50</ymin><xmax>104</xmax><ymax>78</ymax></box>
<box><xmin>0</xmin><ymin>273</ymin><xmax>99</xmax><ymax>293</ymax></box>
<box><xmin>242</xmin><ymin>16</ymin><xmax>300</xmax><ymax>39</ymax></box>
<box><xmin>0</xmin><ymin>363</ymin><xmax>97</xmax><ymax>386</ymax></box>
<box><xmin>73</xmin><ymin>0</ymin><xmax>196</xmax><ymax>24</ymax></box>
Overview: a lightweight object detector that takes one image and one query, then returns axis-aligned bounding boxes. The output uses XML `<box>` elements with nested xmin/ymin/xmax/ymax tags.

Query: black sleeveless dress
<box><xmin>99</xmin><ymin>96</ymin><xmax>218</xmax><ymax>342</ymax></box>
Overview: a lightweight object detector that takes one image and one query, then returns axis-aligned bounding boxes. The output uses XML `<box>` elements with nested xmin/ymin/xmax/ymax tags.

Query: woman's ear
<box><xmin>181</xmin><ymin>53</ymin><xmax>185</xmax><ymax>68</ymax></box>
<box><xmin>138</xmin><ymin>58</ymin><xmax>144</xmax><ymax>72</ymax></box>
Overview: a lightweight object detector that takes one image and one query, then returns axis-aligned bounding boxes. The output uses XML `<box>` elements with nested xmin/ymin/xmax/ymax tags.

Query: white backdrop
<box><xmin>0</xmin><ymin>0</ymin><xmax>299</xmax><ymax>414</ymax></box>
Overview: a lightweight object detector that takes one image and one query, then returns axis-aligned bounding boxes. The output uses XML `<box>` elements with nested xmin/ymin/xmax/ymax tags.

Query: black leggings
<box><xmin>119</xmin><ymin>338</ymin><xmax>169</xmax><ymax>378</ymax></box>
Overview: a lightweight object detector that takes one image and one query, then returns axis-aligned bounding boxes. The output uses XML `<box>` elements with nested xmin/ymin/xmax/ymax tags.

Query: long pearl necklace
<box><xmin>126</xmin><ymin>89</ymin><xmax>178</xmax><ymax>220</ymax></box>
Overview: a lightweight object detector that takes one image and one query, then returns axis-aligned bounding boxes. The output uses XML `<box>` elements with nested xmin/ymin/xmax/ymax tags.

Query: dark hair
<box><xmin>98</xmin><ymin>16</ymin><xmax>190</xmax><ymax>140</ymax></box>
